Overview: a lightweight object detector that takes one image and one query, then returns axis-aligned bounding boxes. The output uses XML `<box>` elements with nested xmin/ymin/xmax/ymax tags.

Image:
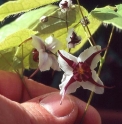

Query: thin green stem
<box><xmin>80</xmin><ymin>91</ymin><xmax>94</xmax><ymax>124</ymax></box>
<box><xmin>19</xmin><ymin>44</ymin><xmax>32</xmax><ymax>98</ymax></box>
<box><xmin>21</xmin><ymin>45</ymin><xmax>24</xmax><ymax>77</ymax></box>
<box><xmin>97</xmin><ymin>26</ymin><xmax>114</xmax><ymax>76</ymax></box>
<box><xmin>76</xmin><ymin>0</ymin><xmax>95</xmax><ymax>122</ymax></box>
<box><xmin>65</xmin><ymin>11</ymin><xmax>68</xmax><ymax>31</ymax></box>
<box><xmin>76</xmin><ymin>0</ymin><xmax>96</xmax><ymax>46</ymax></box>
<box><xmin>73</xmin><ymin>21</ymin><xmax>93</xmax><ymax>46</ymax></box>
<box><xmin>80</xmin><ymin>27</ymin><xmax>114</xmax><ymax>123</ymax></box>
<box><xmin>19</xmin><ymin>37</ymin><xmax>32</xmax><ymax>47</ymax></box>
<box><xmin>17</xmin><ymin>73</ymin><xmax>32</xmax><ymax>99</ymax></box>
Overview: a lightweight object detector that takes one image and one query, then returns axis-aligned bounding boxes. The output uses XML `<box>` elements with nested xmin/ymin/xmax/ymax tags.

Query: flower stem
<box><xmin>80</xmin><ymin>91</ymin><xmax>94</xmax><ymax>124</ymax></box>
<box><xmin>19</xmin><ymin>37</ymin><xmax>32</xmax><ymax>47</ymax></box>
<box><xmin>20</xmin><ymin>44</ymin><xmax>32</xmax><ymax>98</ymax></box>
<box><xmin>76</xmin><ymin>0</ymin><xmax>96</xmax><ymax>46</ymax></box>
<box><xmin>29</xmin><ymin>68</ymin><xmax>40</xmax><ymax>79</ymax></box>
<box><xmin>80</xmin><ymin>26</ymin><xmax>114</xmax><ymax>123</ymax></box>
<box><xmin>97</xmin><ymin>26</ymin><xmax>114</xmax><ymax>76</ymax></box>
<box><xmin>21</xmin><ymin>45</ymin><xmax>24</xmax><ymax>76</ymax></box>
<box><xmin>65</xmin><ymin>11</ymin><xmax>68</xmax><ymax>31</ymax></box>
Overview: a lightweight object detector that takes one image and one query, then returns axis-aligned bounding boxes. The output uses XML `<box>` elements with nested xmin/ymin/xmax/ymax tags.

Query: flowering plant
<box><xmin>0</xmin><ymin>0</ymin><xmax>122</xmax><ymax>123</ymax></box>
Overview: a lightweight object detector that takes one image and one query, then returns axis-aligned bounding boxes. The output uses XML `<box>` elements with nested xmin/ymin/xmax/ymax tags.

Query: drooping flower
<box><xmin>59</xmin><ymin>0</ymin><xmax>73</xmax><ymax>13</ymax></box>
<box><xmin>58</xmin><ymin>46</ymin><xmax>108</xmax><ymax>103</ymax></box>
<box><xmin>66</xmin><ymin>28</ymin><xmax>81</xmax><ymax>48</ymax></box>
<box><xmin>32</xmin><ymin>35</ymin><xmax>60</xmax><ymax>71</ymax></box>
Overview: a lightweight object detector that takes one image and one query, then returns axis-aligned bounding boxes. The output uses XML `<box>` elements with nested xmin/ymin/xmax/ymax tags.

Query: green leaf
<box><xmin>0</xmin><ymin>5</ymin><xmax>58</xmax><ymax>43</ymax></box>
<box><xmin>36</xmin><ymin>5</ymin><xmax>101</xmax><ymax>53</ymax></box>
<box><xmin>0</xmin><ymin>48</ymin><xmax>16</xmax><ymax>71</ymax></box>
<box><xmin>116</xmin><ymin>4</ymin><xmax>122</xmax><ymax>16</ymax></box>
<box><xmin>0</xmin><ymin>5</ymin><xmax>59</xmax><ymax>70</ymax></box>
<box><xmin>13</xmin><ymin>39</ymin><xmax>37</xmax><ymax>69</ymax></box>
<box><xmin>91</xmin><ymin>5</ymin><xmax>122</xmax><ymax>29</ymax></box>
<box><xmin>0</xmin><ymin>0</ymin><xmax>59</xmax><ymax>21</ymax></box>
<box><xmin>0</xmin><ymin>29</ymin><xmax>37</xmax><ymax>50</ymax></box>
<box><xmin>0</xmin><ymin>5</ymin><xmax>101</xmax><ymax>70</ymax></box>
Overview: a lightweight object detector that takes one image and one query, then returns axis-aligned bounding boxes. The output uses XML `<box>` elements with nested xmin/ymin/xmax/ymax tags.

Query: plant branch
<box><xmin>76</xmin><ymin>0</ymin><xmax>96</xmax><ymax>46</ymax></box>
<box><xmin>97</xmin><ymin>26</ymin><xmax>114</xmax><ymax>76</ymax></box>
<box><xmin>80</xmin><ymin>91</ymin><xmax>94</xmax><ymax>124</ymax></box>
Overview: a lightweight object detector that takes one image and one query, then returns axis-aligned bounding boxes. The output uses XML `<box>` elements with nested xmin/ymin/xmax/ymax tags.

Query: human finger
<box><xmin>0</xmin><ymin>70</ymin><xmax>57</xmax><ymax>102</ymax></box>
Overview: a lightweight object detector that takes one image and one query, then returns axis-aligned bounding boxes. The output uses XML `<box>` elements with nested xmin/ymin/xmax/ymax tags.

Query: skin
<box><xmin>0</xmin><ymin>70</ymin><xmax>101</xmax><ymax>124</ymax></box>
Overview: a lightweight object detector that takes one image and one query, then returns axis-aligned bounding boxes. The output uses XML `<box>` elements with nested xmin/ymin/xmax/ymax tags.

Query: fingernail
<box><xmin>40</xmin><ymin>92</ymin><xmax>74</xmax><ymax>117</ymax></box>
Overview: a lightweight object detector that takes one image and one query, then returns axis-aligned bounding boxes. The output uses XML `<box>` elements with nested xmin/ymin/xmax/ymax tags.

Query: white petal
<box><xmin>66</xmin><ymin>81</ymin><xmax>81</xmax><ymax>94</ymax></box>
<box><xmin>49</xmin><ymin>54</ymin><xmax>61</xmax><ymax>71</ymax></box>
<box><xmin>59</xmin><ymin>74</ymin><xmax>80</xmax><ymax>96</ymax></box>
<box><xmin>67</xmin><ymin>43</ymin><xmax>74</xmax><ymax>48</ymax></box>
<box><xmin>32</xmin><ymin>35</ymin><xmax>45</xmax><ymax>51</ymax></box>
<box><xmin>58</xmin><ymin>50</ymin><xmax>77</xmax><ymax>75</ymax></box>
<box><xmin>45</xmin><ymin>35</ymin><xmax>60</xmax><ymax>53</ymax></box>
<box><xmin>38</xmin><ymin>50</ymin><xmax>52</xmax><ymax>71</ymax></box>
<box><xmin>66</xmin><ymin>28</ymin><xmax>74</xmax><ymax>43</ymax></box>
<box><xmin>79</xmin><ymin>70</ymin><xmax>104</xmax><ymax>94</ymax></box>
<box><xmin>78</xmin><ymin>45</ymin><xmax>101</xmax><ymax>69</ymax></box>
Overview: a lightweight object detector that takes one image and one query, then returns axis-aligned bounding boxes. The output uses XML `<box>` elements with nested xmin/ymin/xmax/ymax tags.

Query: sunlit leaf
<box><xmin>0</xmin><ymin>5</ymin><xmax>58</xmax><ymax>43</ymax></box>
<box><xmin>0</xmin><ymin>0</ymin><xmax>59</xmax><ymax>21</ymax></box>
<box><xmin>36</xmin><ymin>5</ymin><xmax>101</xmax><ymax>53</ymax></box>
<box><xmin>116</xmin><ymin>4</ymin><xmax>122</xmax><ymax>16</ymax></box>
<box><xmin>13</xmin><ymin>39</ymin><xmax>36</xmax><ymax>69</ymax></box>
<box><xmin>0</xmin><ymin>48</ymin><xmax>16</xmax><ymax>71</ymax></box>
<box><xmin>0</xmin><ymin>29</ymin><xmax>37</xmax><ymax>50</ymax></box>
<box><xmin>0</xmin><ymin>4</ymin><xmax>101</xmax><ymax>70</ymax></box>
<box><xmin>91</xmin><ymin>5</ymin><xmax>122</xmax><ymax>29</ymax></box>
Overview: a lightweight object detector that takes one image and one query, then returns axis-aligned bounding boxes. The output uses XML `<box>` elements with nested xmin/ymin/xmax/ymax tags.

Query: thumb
<box><xmin>22</xmin><ymin>92</ymin><xmax>101</xmax><ymax>124</ymax></box>
<box><xmin>0</xmin><ymin>92</ymin><xmax>101</xmax><ymax>124</ymax></box>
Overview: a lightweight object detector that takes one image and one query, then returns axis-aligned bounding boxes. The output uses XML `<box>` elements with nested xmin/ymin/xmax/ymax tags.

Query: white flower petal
<box><xmin>32</xmin><ymin>35</ymin><xmax>45</xmax><ymax>51</ymax></box>
<box><xmin>49</xmin><ymin>54</ymin><xmax>61</xmax><ymax>71</ymax></box>
<box><xmin>45</xmin><ymin>35</ymin><xmax>60</xmax><ymax>53</ymax></box>
<box><xmin>66</xmin><ymin>81</ymin><xmax>81</xmax><ymax>94</ymax></box>
<box><xmin>58</xmin><ymin>50</ymin><xmax>77</xmax><ymax>75</ymax></box>
<box><xmin>38</xmin><ymin>50</ymin><xmax>52</xmax><ymax>71</ymax></box>
<box><xmin>79</xmin><ymin>70</ymin><xmax>104</xmax><ymax>94</ymax></box>
<box><xmin>78</xmin><ymin>45</ymin><xmax>101</xmax><ymax>69</ymax></box>
<box><xmin>66</xmin><ymin>28</ymin><xmax>74</xmax><ymax>42</ymax></box>
<box><xmin>59</xmin><ymin>74</ymin><xmax>80</xmax><ymax>95</ymax></box>
<box><xmin>67</xmin><ymin>43</ymin><xmax>74</xmax><ymax>48</ymax></box>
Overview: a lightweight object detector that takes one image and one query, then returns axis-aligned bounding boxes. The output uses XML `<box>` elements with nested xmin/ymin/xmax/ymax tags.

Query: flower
<box><xmin>66</xmin><ymin>28</ymin><xmax>81</xmax><ymax>48</ymax></box>
<box><xmin>58</xmin><ymin>46</ymin><xmax>107</xmax><ymax>103</ymax></box>
<box><xmin>32</xmin><ymin>35</ymin><xmax>60</xmax><ymax>71</ymax></box>
<box><xmin>59</xmin><ymin>0</ymin><xmax>73</xmax><ymax>13</ymax></box>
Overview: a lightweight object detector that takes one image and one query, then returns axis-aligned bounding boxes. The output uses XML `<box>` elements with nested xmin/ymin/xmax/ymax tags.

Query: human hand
<box><xmin>0</xmin><ymin>70</ymin><xmax>101</xmax><ymax>124</ymax></box>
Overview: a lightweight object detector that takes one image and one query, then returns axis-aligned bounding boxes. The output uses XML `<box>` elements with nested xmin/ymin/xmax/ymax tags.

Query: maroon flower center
<box><xmin>73</xmin><ymin>62</ymin><xmax>92</xmax><ymax>82</ymax></box>
<box><xmin>69</xmin><ymin>32</ymin><xmax>81</xmax><ymax>44</ymax></box>
<box><xmin>61</xmin><ymin>1</ymin><xmax>68</xmax><ymax>9</ymax></box>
